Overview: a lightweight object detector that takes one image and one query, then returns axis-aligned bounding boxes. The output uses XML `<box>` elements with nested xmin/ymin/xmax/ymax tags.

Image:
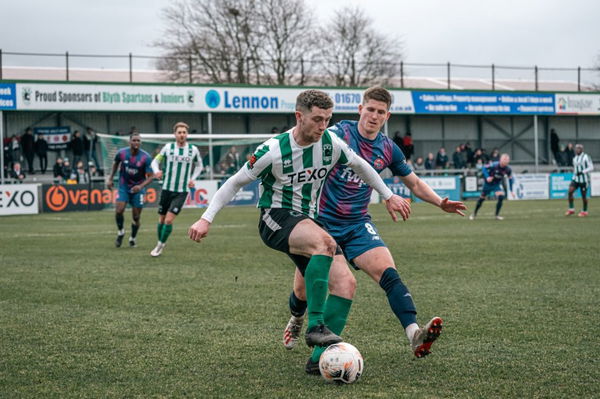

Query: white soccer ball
<box><xmin>319</xmin><ymin>342</ymin><xmax>364</xmax><ymax>384</ymax></box>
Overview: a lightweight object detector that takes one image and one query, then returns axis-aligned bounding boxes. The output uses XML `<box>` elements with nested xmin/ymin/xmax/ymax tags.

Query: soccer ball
<box><xmin>319</xmin><ymin>342</ymin><xmax>364</xmax><ymax>384</ymax></box>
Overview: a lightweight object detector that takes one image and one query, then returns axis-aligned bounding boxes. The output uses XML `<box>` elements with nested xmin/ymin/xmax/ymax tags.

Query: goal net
<box><xmin>97</xmin><ymin>133</ymin><xmax>273</xmax><ymax>179</ymax></box>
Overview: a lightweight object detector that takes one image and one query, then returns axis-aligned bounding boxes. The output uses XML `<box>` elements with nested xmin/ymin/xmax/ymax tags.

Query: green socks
<box><xmin>304</xmin><ymin>255</ymin><xmax>333</xmax><ymax>329</ymax></box>
<box><xmin>310</xmin><ymin>295</ymin><xmax>353</xmax><ymax>362</ymax></box>
<box><xmin>569</xmin><ymin>200</ymin><xmax>574</xmax><ymax>208</ymax></box>
<box><xmin>157</xmin><ymin>223</ymin><xmax>173</xmax><ymax>243</ymax></box>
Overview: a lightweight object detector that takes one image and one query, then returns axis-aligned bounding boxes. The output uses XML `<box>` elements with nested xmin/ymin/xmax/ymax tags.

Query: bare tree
<box><xmin>317</xmin><ymin>7</ymin><xmax>404</xmax><ymax>87</ymax></box>
<box><xmin>155</xmin><ymin>0</ymin><xmax>317</xmax><ymax>85</ymax></box>
<box><xmin>155</xmin><ymin>0</ymin><xmax>263</xmax><ymax>84</ymax></box>
<box><xmin>254</xmin><ymin>0</ymin><xmax>316</xmax><ymax>85</ymax></box>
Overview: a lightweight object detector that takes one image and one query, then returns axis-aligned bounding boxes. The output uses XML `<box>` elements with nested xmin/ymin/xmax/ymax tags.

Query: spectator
<box><xmin>452</xmin><ymin>145</ymin><xmax>466</xmax><ymax>169</ymax></box>
<box><xmin>70</xmin><ymin>130</ymin><xmax>84</xmax><ymax>166</ymax></box>
<box><xmin>489</xmin><ymin>148</ymin><xmax>500</xmax><ymax>163</ymax></box>
<box><xmin>435</xmin><ymin>147</ymin><xmax>449</xmax><ymax>169</ymax></box>
<box><xmin>86</xmin><ymin>127</ymin><xmax>101</xmax><ymax>171</ymax></box>
<box><xmin>270</xmin><ymin>126</ymin><xmax>280</xmax><ymax>134</ymax></box>
<box><xmin>53</xmin><ymin>157</ymin><xmax>66</xmax><ymax>182</ymax></box>
<box><xmin>474</xmin><ymin>148</ymin><xmax>490</xmax><ymax>165</ymax></box>
<box><xmin>425</xmin><ymin>152</ymin><xmax>436</xmax><ymax>170</ymax></box>
<box><xmin>89</xmin><ymin>162</ymin><xmax>102</xmax><ymax>179</ymax></box>
<box><xmin>10</xmin><ymin>134</ymin><xmax>21</xmax><ymax>167</ymax></box>
<box><xmin>223</xmin><ymin>146</ymin><xmax>242</xmax><ymax>172</ymax></box>
<box><xmin>550</xmin><ymin>128</ymin><xmax>561</xmax><ymax>165</ymax></box>
<box><xmin>464</xmin><ymin>142</ymin><xmax>475</xmax><ymax>167</ymax></box>
<box><xmin>392</xmin><ymin>131</ymin><xmax>404</xmax><ymax>153</ymax></box>
<box><xmin>9</xmin><ymin>161</ymin><xmax>26</xmax><ymax>181</ymax></box>
<box><xmin>63</xmin><ymin>158</ymin><xmax>74</xmax><ymax>183</ymax></box>
<box><xmin>563</xmin><ymin>142</ymin><xmax>575</xmax><ymax>166</ymax></box>
<box><xmin>413</xmin><ymin>156</ymin><xmax>425</xmax><ymax>171</ymax></box>
<box><xmin>75</xmin><ymin>161</ymin><xmax>90</xmax><ymax>184</ymax></box>
<box><xmin>34</xmin><ymin>133</ymin><xmax>49</xmax><ymax>174</ymax></box>
<box><xmin>21</xmin><ymin>128</ymin><xmax>36</xmax><ymax>174</ymax></box>
<box><xmin>402</xmin><ymin>132</ymin><xmax>414</xmax><ymax>160</ymax></box>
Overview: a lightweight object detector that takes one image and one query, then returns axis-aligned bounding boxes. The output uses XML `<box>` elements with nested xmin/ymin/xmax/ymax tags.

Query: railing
<box><xmin>1</xmin><ymin>49</ymin><xmax>599</xmax><ymax>91</ymax></box>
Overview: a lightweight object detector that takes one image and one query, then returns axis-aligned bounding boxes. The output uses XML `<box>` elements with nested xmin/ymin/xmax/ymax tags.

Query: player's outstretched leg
<box><xmin>411</xmin><ymin>316</ymin><xmax>443</xmax><ymax>358</ymax></box>
<box><xmin>304</xmin><ymin>255</ymin><xmax>342</xmax><ymax>348</ymax></box>
<box><xmin>305</xmin><ymin>294</ymin><xmax>352</xmax><ymax>375</ymax></box>
<box><xmin>470</xmin><ymin>197</ymin><xmax>485</xmax><ymax>220</ymax></box>
<box><xmin>283</xmin><ymin>291</ymin><xmax>306</xmax><ymax>350</ymax></box>
<box><xmin>115</xmin><ymin>210</ymin><xmax>125</xmax><ymax>247</ymax></box>
<box><xmin>495</xmin><ymin>194</ymin><xmax>505</xmax><ymax>220</ymax></box>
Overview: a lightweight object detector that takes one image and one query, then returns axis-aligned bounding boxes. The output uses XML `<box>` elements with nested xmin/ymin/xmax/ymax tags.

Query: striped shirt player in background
<box><xmin>565</xmin><ymin>144</ymin><xmax>594</xmax><ymax>217</ymax></box>
<box><xmin>150</xmin><ymin>122</ymin><xmax>202</xmax><ymax>257</ymax></box>
<box><xmin>106</xmin><ymin>132</ymin><xmax>154</xmax><ymax>248</ymax></box>
<box><xmin>470</xmin><ymin>154</ymin><xmax>515</xmax><ymax>220</ymax></box>
<box><xmin>282</xmin><ymin>87</ymin><xmax>466</xmax><ymax>373</ymax></box>
<box><xmin>188</xmin><ymin>90</ymin><xmax>411</xmax><ymax>357</ymax></box>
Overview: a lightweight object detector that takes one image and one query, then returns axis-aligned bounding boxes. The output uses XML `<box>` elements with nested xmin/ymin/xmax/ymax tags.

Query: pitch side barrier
<box><xmin>2</xmin><ymin>169</ymin><xmax>598</xmax><ymax>215</ymax></box>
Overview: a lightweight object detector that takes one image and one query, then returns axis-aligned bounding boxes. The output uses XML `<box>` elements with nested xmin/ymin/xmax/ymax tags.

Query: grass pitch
<box><xmin>1</xmin><ymin>199</ymin><xmax>599</xmax><ymax>398</ymax></box>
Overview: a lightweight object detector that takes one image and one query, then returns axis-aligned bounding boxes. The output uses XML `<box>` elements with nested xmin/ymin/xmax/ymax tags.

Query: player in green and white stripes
<box><xmin>150</xmin><ymin>122</ymin><xmax>202</xmax><ymax>256</ymax></box>
<box><xmin>188</xmin><ymin>90</ymin><xmax>411</xmax><ymax>358</ymax></box>
<box><xmin>566</xmin><ymin>144</ymin><xmax>594</xmax><ymax>217</ymax></box>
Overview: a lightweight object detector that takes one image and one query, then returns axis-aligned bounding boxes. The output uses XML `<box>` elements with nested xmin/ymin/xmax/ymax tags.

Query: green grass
<box><xmin>1</xmin><ymin>199</ymin><xmax>599</xmax><ymax>398</ymax></box>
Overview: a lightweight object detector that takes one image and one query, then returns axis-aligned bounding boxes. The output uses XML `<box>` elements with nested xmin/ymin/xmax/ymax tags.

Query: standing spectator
<box><xmin>464</xmin><ymin>142</ymin><xmax>475</xmax><ymax>167</ymax></box>
<box><xmin>452</xmin><ymin>145</ymin><xmax>466</xmax><ymax>169</ymax></box>
<box><xmin>413</xmin><ymin>156</ymin><xmax>425</xmax><ymax>171</ymax></box>
<box><xmin>53</xmin><ymin>157</ymin><xmax>66</xmax><ymax>182</ymax></box>
<box><xmin>425</xmin><ymin>152</ymin><xmax>436</xmax><ymax>170</ymax></box>
<box><xmin>435</xmin><ymin>147</ymin><xmax>449</xmax><ymax>169</ymax></box>
<box><xmin>402</xmin><ymin>132</ymin><xmax>414</xmax><ymax>160</ymax></box>
<box><xmin>70</xmin><ymin>130</ymin><xmax>84</xmax><ymax>166</ymax></box>
<box><xmin>392</xmin><ymin>131</ymin><xmax>404</xmax><ymax>154</ymax></box>
<box><xmin>9</xmin><ymin>161</ymin><xmax>26</xmax><ymax>181</ymax></box>
<box><xmin>489</xmin><ymin>148</ymin><xmax>500</xmax><ymax>163</ymax></box>
<box><xmin>34</xmin><ymin>133</ymin><xmax>49</xmax><ymax>174</ymax></box>
<box><xmin>563</xmin><ymin>142</ymin><xmax>575</xmax><ymax>167</ymax></box>
<box><xmin>86</xmin><ymin>127</ymin><xmax>101</xmax><ymax>170</ymax></box>
<box><xmin>21</xmin><ymin>128</ymin><xmax>36</xmax><ymax>174</ymax></box>
<box><xmin>10</xmin><ymin>134</ymin><xmax>21</xmax><ymax>167</ymax></box>
<box><xmin>550</xmin><ymin>128</ymin><xmax>561</xmax><ymax>165</ymax></box>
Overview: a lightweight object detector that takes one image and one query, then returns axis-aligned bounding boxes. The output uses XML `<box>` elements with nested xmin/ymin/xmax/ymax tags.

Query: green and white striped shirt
<box><xmin>154</xmin><ymin>142</ymin><xmax>202</xmax><ymax>193</ymax></box>
<box><xmin>572</xmin><ymin>152</ymin><xmax>594</xmax><ymax>184</ymax></box>
<box><xmin>242</xmin><ymin>129</ymin><xmax>356</xmax><ymax>218</ymax></box>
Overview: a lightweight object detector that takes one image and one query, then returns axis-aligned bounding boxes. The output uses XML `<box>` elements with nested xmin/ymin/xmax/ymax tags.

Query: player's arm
<box><xmin>582</xmin><ymin>156</ymin><xmax>594</xmax><ymax>174</ymax></box>
<box><xmin>482</xmin><ymin>164</ymin><xmax>493</xmax><ymax>183</ymax></box>
<box><xmin>400</xmin><ymin>172</ymin><xmax>466</xmax><ymax>216</ymax></box>
<box><xmin>132</xmin><ymin>156</ymin><xmax>156</xmax><ymax>193</ymax></box>
<box><xmin>151</xmin><ymin>144</ymin><xmax>168</xmax><ymax>179</ymax></box>
<box><xmin>189</xmin><ymin>145</ymin><xmax>271</xmax><ymax>242</ymax></box>
<box><xmin>106</xmin><ymin>153</ymin><xmax>121</xmax><ymax>190</ymax></box>
<box><xmin>188</xmin><ymin>148</ymin><xmax>203</xmax><ymax>188</ymax></box>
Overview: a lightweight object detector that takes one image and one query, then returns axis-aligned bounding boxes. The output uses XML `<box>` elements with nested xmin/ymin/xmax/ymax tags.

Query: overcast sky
<box><xmin>1</xmin><ymin>0</ymin><xmax>599</xmax><ymax>71</ymax></box>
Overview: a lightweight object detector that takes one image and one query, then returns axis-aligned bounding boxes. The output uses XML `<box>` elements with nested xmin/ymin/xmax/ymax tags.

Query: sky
<box><xmin>1</xmin><ymin>0</ymin><xmax>599</xmax><ymax>71</ymax></box>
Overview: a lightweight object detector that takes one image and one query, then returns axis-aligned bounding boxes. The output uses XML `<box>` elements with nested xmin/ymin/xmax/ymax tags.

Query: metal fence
<box><xmin>1</xmin><ymin>49</ymin><xmax>599</xmax><ymax>91</ymax></box>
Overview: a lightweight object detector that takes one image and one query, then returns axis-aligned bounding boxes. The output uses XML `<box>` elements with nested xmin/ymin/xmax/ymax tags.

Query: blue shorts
<box><xmin>481</xmin><ymin>183</ymin><xmax>504</xmax><ymax>197</ymax></box>
<box><xmin>321</xmin><ymin>219</ymin><xmax>386</xmax><ymax>269</ymax></box>
<box><xmin>117</xmin><ymin>186</ymin><xmax>145</xmax><ymax>208</ymax></box>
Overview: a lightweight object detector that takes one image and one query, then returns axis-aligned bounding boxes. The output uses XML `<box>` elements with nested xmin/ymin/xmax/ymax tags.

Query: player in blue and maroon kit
<box><xmin>106</xmin><ymin>133</ymin><xmax>154</xmax><ymax>248</ymax></box>
<box><xmin>282</xmin><ymin>87</ymin><xmax>466</xmax><ymax>373</ymax></box>
<box><xmin>470</xmin><ymin>154</ymin><xmax>514</xmax><ymax>220</ymax></box>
